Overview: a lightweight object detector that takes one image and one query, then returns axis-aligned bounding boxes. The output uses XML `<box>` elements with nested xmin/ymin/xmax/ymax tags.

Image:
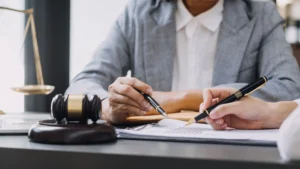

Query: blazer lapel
<box><xmin>143</xmin><ymin>0</ymin><xmax>176</xmax><ymax>91</ymax></box>
<box><xmin>212</xmin><ymin>0</ymin><xmax>256</xmax><ymax>86</ymax></box>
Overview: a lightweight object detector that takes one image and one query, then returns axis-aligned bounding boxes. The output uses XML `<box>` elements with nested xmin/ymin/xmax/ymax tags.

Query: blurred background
<box><xmin>276</xmin><ymin>0</ymin><xmax>300</xmax><ymax>62</ymax></box>
<box><xmin>0</xmin><ymin>0</ymin><xmax>299</xmax><ymax>113</ymax></box>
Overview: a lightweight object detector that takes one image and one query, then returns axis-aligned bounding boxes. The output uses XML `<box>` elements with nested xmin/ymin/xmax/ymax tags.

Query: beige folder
<box><xmin>125</xmin><ymin>110</ymin><xmax>205</xmax><ymax>124</ymax></box>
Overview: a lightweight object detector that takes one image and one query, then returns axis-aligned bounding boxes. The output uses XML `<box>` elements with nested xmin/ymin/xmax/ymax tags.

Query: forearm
<box><xmin>101</xmin><ymin>89</ymin><xmax>204</xmax><ymax>118</ymax></box>
<box><xmin>146</xmin><ymin>90</ymin><xmax>203</xmax><ymax>115</ymax></box>
<box><xmin>181</xmin><ymin>90</ymin><xmax>203</xmax><ymax>111</ymax></box>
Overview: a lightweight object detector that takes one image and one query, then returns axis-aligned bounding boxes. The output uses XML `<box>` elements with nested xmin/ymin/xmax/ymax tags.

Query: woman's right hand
<box><xmin>101</xmin><ymin>77</ymin><xmax>153</xmax><ymax>124</ymax></box>
<box><xmin>200</xmin><ymin>88</ymin><xmax>288</xmax><ymax>130</ymax></box>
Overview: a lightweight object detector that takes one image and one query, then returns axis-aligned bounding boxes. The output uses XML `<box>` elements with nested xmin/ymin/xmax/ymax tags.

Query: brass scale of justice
<box><xmin>0</xmin><ymin>6</ymin><xmax>54</xmax><ymax>95</ymax></box>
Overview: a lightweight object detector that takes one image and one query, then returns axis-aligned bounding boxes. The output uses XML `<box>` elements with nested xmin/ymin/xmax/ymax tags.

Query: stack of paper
<box><xmin>117</xmin><ymin>119</ymin><xmax>278</xmax><ymax>146</ymax></box>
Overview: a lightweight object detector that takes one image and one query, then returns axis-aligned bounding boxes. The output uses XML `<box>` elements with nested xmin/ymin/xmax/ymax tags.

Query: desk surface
<box><xmin>0</xmin><ymin>135</ymin><xmax>299</xmax><ymax>169</ymax></box>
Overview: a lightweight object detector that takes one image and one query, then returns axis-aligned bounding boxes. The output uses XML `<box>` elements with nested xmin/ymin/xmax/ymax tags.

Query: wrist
<box><xmin>147</xmin><ymin>91</ymin><xmax>185</xmax><ymax>114</ymax></box>
<box><xmin>265</xmin><ymin>101</ymin><xmax>298</xmax><ymax>128</ymax></box>
<box><xmin>181</xmin><ymin>90</ymin><xmax>203</xmax><ymax>111</ymax></box>
<box><xmin>175</xmin><ymin>91</ymin><xmax>191</xmax><ymax>111</ymax></box>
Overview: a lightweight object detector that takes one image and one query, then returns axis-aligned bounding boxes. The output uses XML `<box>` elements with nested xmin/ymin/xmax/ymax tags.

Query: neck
<box><xmin>183</xmin><ymin>0</ymin><xmax>218</xmax><ymax>16</ymax></box>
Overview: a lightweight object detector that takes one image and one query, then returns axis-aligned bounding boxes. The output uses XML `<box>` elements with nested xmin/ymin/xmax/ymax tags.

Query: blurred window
<box><xmin>70</xmin><ymin>0</ymin><xmax>128</xmax><ymax>80</ymax></box>
<box><xmin>0</xmin><ymin>0</ymin><xmax>24</xmax><ymax>112</ymax></box>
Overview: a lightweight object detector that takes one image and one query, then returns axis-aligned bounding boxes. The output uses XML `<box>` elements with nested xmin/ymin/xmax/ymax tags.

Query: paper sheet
<box><xmin>118</xmin><ymin>119</ymin><xmax>278</xmax><ymax>142</ymax></box>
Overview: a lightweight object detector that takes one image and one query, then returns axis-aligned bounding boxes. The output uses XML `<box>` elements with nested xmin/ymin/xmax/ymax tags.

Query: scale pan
<box><xmin>11</xmin><ymin>85</ymin><xmax>55</xmax><ymax>95</ymax></box>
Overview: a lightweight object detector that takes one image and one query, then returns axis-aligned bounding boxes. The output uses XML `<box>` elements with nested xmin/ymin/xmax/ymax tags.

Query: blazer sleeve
<box><xmin>65</xmin><ymin>1</ymin><xmax>135</xmax><ymax>99</ymax></box>
<box><xmin>216</xmin><ymin>2</ymin><xmax>300</xmax><ymax>102</ymax></box>
<box><xmin>277</xmin><ymin>99</ymin><xmax>300</xmax><ymax>161</ymax></box>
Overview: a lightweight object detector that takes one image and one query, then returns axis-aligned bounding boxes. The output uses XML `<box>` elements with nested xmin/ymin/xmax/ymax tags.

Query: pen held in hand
<box><xmin>136</xmin><ymin>90</ymin><xmax>168</xmax><ymax>118</ymax></box>
<box><xmin>185</xmin><ymin>76</ymin><xmax>268</xmax><ymax>126</ymax></box>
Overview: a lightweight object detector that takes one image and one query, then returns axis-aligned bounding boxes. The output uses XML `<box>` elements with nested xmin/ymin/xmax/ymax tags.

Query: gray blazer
<box><xmin>66</xmin><ymin>0</ymin><xmax>300</xmax><ymax>102</ymax></box>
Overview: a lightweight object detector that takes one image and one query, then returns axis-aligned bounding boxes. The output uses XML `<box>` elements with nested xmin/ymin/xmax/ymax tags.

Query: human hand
<box><xmin>102</xmin><ymin>77</ymin><xmax>153</xmax><ymax>124</ymax></box>
<box><xmin>201</xmin><ymin>88</ymin><xmax>273</xmax><ymax>130</ymax></box>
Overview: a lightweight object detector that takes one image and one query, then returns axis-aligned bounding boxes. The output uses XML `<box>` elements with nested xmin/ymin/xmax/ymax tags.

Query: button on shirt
<box><xmin>172</xmin><ymin>0</ymin><xmax>224</xmax><ymax>91</ymax></box>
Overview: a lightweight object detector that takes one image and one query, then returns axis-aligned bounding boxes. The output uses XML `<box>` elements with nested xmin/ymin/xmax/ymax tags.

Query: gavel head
<box><xmin>51</xmin><ymin>94</ymin><xmax>101</xmax><ymax>123</ymax></box>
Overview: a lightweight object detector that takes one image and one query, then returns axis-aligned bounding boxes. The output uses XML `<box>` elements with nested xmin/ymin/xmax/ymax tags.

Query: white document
<box><xmin>118</xmin><ymin>119</ymin><xmax>278</xmax><ymax>142</ymax></box>
<box><xmin>0</xmin><ymin>113</ymin><xmax>50</xmax><ymax>134</ymax></box>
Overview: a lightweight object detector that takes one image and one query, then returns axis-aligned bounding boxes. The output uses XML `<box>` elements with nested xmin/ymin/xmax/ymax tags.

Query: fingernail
<box><xmin>141</xmin><ymin>111</ymin><xmax>146</xmax><ymax>115</ymax></box>
<box><xmin>200</xmin><ymin>103</ymin><xmax>204</xmax><ymax>110</ymax></box>
<box><xmin>205</xmin><ymin>117</ymin><xmax>212</xmax><ymax>124</ymax></box>
<box><xmin>221</xmin><ymin>123</ymin><xmax>227</xmax><ymax>128</ymax></box>
<box><xmin>210</xmin><ymin>112</ymin><xmax>218</xmax><ymax>119</ymax></box>
<box><xmin>147</xmin><ymin>88</ymin><xmax>153</xmax><ymax>94</ymax></box>
<box><xmin>216</xmin><ymin>119</ymin><xmax>223</xmax><ymax>125</ymax></box>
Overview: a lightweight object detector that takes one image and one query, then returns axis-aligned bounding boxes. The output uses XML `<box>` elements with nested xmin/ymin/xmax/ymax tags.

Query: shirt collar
<box><xmin>176</xmin><ymin>0</ymin><xmax>224</xmax><ymax>32</ymax></box>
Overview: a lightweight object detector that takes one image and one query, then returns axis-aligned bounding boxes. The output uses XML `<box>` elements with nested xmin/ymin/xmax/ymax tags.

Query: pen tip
<box><xmin>185</xmin><ymin>119</ymin><xmax>196</xmax><ymax>126</ymax></box>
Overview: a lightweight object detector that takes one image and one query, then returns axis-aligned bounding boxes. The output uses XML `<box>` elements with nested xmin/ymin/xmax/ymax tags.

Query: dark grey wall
<box><xmin>25</xmin><ymin>0</ymin><xmax>70</xmax><ymax>112</ymax></box>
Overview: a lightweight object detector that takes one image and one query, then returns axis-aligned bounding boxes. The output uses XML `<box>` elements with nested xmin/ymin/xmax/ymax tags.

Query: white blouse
<box><xmin>172</xmin><ymin>0</ymin><xmax>223</xmax><ymax>91</ymax></box>
<box><xmin>278</xmin><ymin>99</ymin><xmax>300</xmax><ymax>161</ymax></box>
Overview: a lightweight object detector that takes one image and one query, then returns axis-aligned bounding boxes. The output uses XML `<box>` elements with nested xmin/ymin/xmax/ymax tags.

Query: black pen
<box><xmin>136</xmin><ymin>90</ymin><xmax>168</xmax><ymax>118</ymax></box>
<box><xmin>185</xmin><ymin>76</ymin><xmax>268</xmax><ymax>126</ymax></box>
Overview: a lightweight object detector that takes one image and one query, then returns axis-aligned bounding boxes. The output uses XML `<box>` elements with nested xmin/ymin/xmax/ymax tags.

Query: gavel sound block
<box><xmin>28</xmin><ymin>94</ymin><xmax>117</xmax><ymax>144</ymax></box>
